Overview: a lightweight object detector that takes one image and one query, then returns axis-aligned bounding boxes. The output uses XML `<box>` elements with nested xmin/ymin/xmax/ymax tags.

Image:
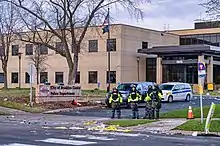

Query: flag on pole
<box><xmin>101</xmin><ymin>10</ymin><xmax>110</xmax><ymax>34</ymax></box>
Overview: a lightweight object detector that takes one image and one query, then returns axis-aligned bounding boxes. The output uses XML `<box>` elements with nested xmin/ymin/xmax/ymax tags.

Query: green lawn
<box><xmin>161</xmin><ymin>104</ymin><xmax>220</xmax><ymax>118</ymax></box>
<box><xmin>105</xmin><ymin>119</ymin><xmax>156</xmax><ymax>127</ymax></box>
<box><xmin>0</xmin><ymin>100</ymin><xmax>45</xmax><ymax>113</ymax></box>
<box><xmin>174</xmin><ymin>120</ymin><xmax>220</xmax><ymax>132</ymax></box>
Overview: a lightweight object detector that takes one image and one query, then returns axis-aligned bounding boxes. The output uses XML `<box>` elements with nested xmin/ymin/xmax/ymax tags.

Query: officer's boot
<box><xmin>111</xmin><ymin>109</ymin><xmax>115</xmax><ymax>119</ymax></box>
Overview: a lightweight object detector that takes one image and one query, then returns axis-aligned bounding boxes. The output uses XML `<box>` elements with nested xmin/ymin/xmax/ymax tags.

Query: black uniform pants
<box><xmin>152</xmin><ymin>101</ymin><xmax>161</xmax><ymax>119</ymax></box>
<box><xmin>130</xmin><ymin>102</ymin><xmax>139</xmax><ymax>119</ymax></box>
<box><xmin>111</xmin><ymin>102</ymin><xmax>121</xmax><ymax>119</ymax></box>
<box><xmin>144</xmin><ymin>101</ymin><xmax>152</xmax><ymax>119</ymax></box>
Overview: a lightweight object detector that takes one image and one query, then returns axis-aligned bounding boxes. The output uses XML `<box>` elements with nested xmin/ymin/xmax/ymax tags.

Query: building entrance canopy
<box><xmin>137</xmin><ymin>44</ymin><xmax>220</xmax><ymax>85</ymax></box>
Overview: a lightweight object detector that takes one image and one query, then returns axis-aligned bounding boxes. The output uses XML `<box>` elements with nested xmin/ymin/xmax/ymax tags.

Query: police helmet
<box><xmin>112</xmin><ymin>87</ymin><xmax>117</xmax><ymax>92</ymax></box>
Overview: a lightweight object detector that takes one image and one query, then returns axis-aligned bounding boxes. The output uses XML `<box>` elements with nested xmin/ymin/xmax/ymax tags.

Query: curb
<box><xmin>168</xmin><ymin>130</ymin><xmax>220</xmax><ymax>137</ymax></box>
<box><xmin>43</xmin><ymin>105</ymin><xmax>102</xmax><ymax>114</ymax></box>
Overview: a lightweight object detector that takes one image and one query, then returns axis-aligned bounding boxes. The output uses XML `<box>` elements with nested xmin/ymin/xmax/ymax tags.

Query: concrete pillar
<box><xmin>207</xmin><ymin>56</ymin><xmax>213</xmax><ymax>84</ymax></box>
<box><xmin>198</xmin><ymin>55</ymin><xmax>204</xmax><ymax>63</ymax></box>
<box><xmin>156</xmin><ymin>57</ymin><xmax>162</xmax><ymax>84</ymax></box>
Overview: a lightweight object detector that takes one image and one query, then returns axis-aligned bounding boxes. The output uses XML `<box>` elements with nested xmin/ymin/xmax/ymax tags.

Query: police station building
<box><xmin>138</xmin><ymin>21</ymin><xmax>220</xmax><ymax>89</ymax></box>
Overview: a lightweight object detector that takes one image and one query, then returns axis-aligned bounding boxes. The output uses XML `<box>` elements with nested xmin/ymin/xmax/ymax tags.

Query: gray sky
<box><xmin>111</xmin><ymin>0</ymin><xmax>208</xmax><ymax>31</ymax></box>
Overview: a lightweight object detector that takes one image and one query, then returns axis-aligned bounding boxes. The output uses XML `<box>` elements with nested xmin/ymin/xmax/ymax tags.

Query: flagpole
<box><xmin>107</xmin><ymin>7</ymin><xmax>111</xmax><ymax>92</ymax></box>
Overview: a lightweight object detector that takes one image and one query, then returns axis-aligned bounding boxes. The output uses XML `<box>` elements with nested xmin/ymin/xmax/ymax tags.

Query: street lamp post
<box><xmin>137</xmin><ymin>57</ymin><xmax>140</xmax><ymax>82</ymax></box>
<box><xmin>18</xmin><ymin>52</ymin><xmax>22</xmax><ymax>89</ymax></box>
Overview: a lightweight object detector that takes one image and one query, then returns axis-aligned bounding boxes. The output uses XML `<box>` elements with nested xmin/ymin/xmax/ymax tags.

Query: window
<box><xmin>40</xmin><ymin>72</ymin><xmax>48</xmax><ymax>83</ymax></box>
<box><xmin>88</xmin><ymin>40</ymin><xmax>98</xmax><ymax>52</ymax></box>
<box><xmin>88</xmin><ymin>71</ymin><xmax>98</xmax><ymax>83</ymax></box>
<box><xmin>38</xmin><ymin>45</ymin><xmax>48</xmax><ymax>55</ymax></box>
<box><xmin>11</xmin><ymin>72</ymin><xmax>18</xmax><ymax>83</ymax></box>
<box><xmin>25</xmin><ymin>44</ymin><xmax>33</xmax><ymax>55</ymax></box>
<box><xmin>106</xmin><ymin>71</ymin><xmax>116</xmax><ymax>83</ymax></box>
<box><xmin>179</xmin><ymin>84</ymin><xmax>185</xmax><ymax>90</ymax></box>
<box><xmin>25</xmin><ymin>72</ymin><xmax>30</xmax><ymax>83</ymax></box>
<box><xmin>0</xmin><ymin>46</ymin><xmax>5</xmax><ymax>56</ymax></box>
<box><xmin>173</xmin><ymin>85</ymin><xmax>180</xmax><ymax>91</ymax></box>
<box><xmin>0</xmin><ymin>73</ymin><xmax>4</xmax><ymax>83</ymax></box>
<box><xmin>107</xmin><ymin>39</ymin><xmax>116</xmax><ymax>51</ymax></box>
<box><xmin>142</xmin><ymin>42</ymin><xmax>148</xmax><ymax>49</ymax></box>
<box><xmin>159</xmin><ymin>84</ymin><xmax>174</xmax><ymax>90</ymax></box>
<box><xmin>117</xmin><ymin>83</ymin><xmax>137</xmax><ymax>91</ymax></box>
<box><xmin>55</xmin><ymin>42</ymin><xmax>64</xmax><ymax>54</ymax></box>
<box><xmin>12</xmin><ymin>45</ymin><xmax>19</xmax><ymax>56</ymax></box>
<box><xmin>55</xmin><ymin>72</ymin><xmax>63</xmax><ymax>83</ymax></box>
<box><xmin>75</xmin><ymin>71</ymin><xmax>80</xmax><ymax>83</ymax></box>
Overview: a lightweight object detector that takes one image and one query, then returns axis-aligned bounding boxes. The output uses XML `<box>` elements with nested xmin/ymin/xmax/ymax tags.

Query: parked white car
<box><xmin>159</xmin><ymin>82</ymin><xmax>193</xmax><ymax>103</ymax></box>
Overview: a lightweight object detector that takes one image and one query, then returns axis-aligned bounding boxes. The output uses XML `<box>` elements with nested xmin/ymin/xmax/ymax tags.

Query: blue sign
<box><xmin>198</xmin><ymin>62</ymin><xmax>206</xmax><ymax>71</ymax></box>
<box><xmin>198</xmin><ymin>62</ymin><xmax>206</xmax><ymax>78</ymax></box>
<box><xmin>97</xmin><ymin>82</ymin><xmax>100</xmax><ymax>88</ymax></box>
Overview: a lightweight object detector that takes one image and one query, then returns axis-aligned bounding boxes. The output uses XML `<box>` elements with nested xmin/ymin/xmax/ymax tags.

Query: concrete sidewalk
<box><xmin>0</xmin><ymin>106</ymin><xmax>27</xmax><ymax>115</ymax></box>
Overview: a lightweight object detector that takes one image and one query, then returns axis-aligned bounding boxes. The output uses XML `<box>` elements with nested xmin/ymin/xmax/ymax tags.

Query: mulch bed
<box><xmin>0</xmin><ymin>96</ymin><xmax>103</xmax><ymax>110</ymax></box>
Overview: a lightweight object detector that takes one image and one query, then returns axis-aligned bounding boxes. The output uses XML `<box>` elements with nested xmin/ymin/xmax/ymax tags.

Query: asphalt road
<box><xmin>59</xmin><ymin>96</ymin><xmax>220</xmax><ymax>119</ymax></box>
<box><xmin>0</xmin><ymin>121</ymin><xmax>220</xmax><ymax>146</ymax></box>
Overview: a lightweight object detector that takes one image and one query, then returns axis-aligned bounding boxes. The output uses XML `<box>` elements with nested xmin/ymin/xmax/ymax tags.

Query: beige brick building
<box><xmin>0</xmin><ymin>24</ymin><xmax>179</xmax><ymax>90</ymax></box>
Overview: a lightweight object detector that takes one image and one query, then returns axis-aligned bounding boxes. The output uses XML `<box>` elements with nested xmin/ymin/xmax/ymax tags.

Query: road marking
<box><xmin>70</xmin><ymin>134</ymin><xmax>115</xmax><ymax>140</ymax></box>
<box><xmin>2</xmin><ymin>143</ymin><xmax>37</xmax><ymax>146</ymax></box>
<box><xmin>35</xmin><ymin>138</ymin><xmax>97</xmax><ymax>145</ymax></box>
<box><xmin>94</xmin><ymin>132</ymin><xmax>141</xmax><ymax>137</ymax></box>
<box><xmin>69</xmin><ymin>127</ymin><xmax>85</xmax><ymax>130</ymax></box>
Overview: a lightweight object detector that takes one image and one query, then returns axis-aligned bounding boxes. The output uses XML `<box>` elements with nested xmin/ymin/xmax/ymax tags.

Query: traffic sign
<box><xmin>28</xmin><ymin>63</ymin><xmax>36</xmax><ymax>84</ymax></box>
<box><xmin>198</xmin><ymin>62</ymin><xmax>206</xmax><ymax>78</ymax></box>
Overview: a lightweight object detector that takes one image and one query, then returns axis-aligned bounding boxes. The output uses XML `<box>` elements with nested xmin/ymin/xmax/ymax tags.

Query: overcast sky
<box><xmin>111</xmin><ymin>0</ymin><xmax>208</xmax><ymax>31</ymax></box>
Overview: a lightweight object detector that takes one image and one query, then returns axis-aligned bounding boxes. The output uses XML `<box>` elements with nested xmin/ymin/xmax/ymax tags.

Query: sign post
<box><xmin>28</xmin><ymin>63</ymin><xmax>36</xmax><ymax>107</ymax></box>
<box><xmin>198</xmin><ymin>62</ymin><xmax>206</xmax><ymax>124</ymax></box>
<box><xmin>205</xmin><ymin>102</ymin><xmax>216</xmax><ymax>134</ymax></box>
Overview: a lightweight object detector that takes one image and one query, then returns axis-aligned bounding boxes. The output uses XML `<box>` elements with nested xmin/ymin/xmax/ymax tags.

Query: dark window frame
<box><xmin>40</xmin><ymin>72</ymin><xmax>48</xmax><ymax>83</ymax></box>
<box><xmin>0</xmin><ymin>73</ymin><xmax>4</xmax><ymax>83</ymax></box>
<box><xmin>107</xmin><ymin>39</ymin><xmax>116</xmax><ymax>51</ymax></box>
<box><xmin>11</xmin><ymin>72</ymin><xmax>18</xmax><ymax>83</ymax></box>
<box><xmin>12</xmin><ymin>45</ymin><xmax>19</xmax><ymax>56</ymax></box>
<box><xmin>38</xmin><ymin>44</ymin><xmax>48</xmax><ymax>55</ymax></box>
<box><xmin>55</xmin><ymin>72</ymin><xmax>64</xmax><ymax>84</ymax></box>
<box><xmin>88</xmin><ymin>71</ymin><xmax>98</xmax><ymax>83</ymax></box>
<box><xmin>142</xmin><ymin>41</ymin><xmax>148</xmax><ymax>49</ymax></box>
<box><xmin>25</xmin><ymin>44</ymin><xmax>33</xmax><ymax>55</ymax></box>
<box><xmin>106</xmin><ymin>71</ymin><xmax>116</xmax><ymax>83</ymax></box>
<box><xmin>55</xmin><ymin>42</ymin><xmax>64</xmax><ymax>54</ymax></box>
<box><xmin>25</xmin><ymin>72</ymin><xmax>30</xmax><ymax>83</ymax></box>
<box><xmin>88</xmin><ymin>40</ymin><xmax>98</xmax><ymax>52</ymax></box>
<box><xmin>75</xmin><ymin>71</ymin><xmax>80</xmax><ymax>84</ymax></box>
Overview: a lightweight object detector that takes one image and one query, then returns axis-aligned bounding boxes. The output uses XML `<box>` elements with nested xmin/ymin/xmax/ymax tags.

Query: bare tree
<box><xmin>201</xmin><ymin>0</ymin><xmax>220</xmax><ymax>20</ymax></box>
<box><xmin>3</xmin><ymin>0</ymin><xmax>148</xmax><ymax>85</ymax></box>
<box><xmin>0</xmin><ymin>2</ymin><xmax>20</xmax><ymax>89</ymax></box>
<box><xmin>28</xmin><ymin>45</ymin><xmax>48</xmax><ymax>84</ymax></box>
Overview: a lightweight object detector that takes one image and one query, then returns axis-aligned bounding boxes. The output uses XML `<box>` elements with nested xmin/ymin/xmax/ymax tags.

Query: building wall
<box><xmin>0</xmin><ymin>24</ymin><xmax>179</xmax><ymax>90</ymax></box>
<box><xmin>120</xmin><ymin>25</ymin><xmax>179</xmax><ymax>83</ymax></box>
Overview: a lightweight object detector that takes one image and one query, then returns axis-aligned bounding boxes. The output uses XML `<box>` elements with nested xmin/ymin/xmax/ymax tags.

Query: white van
<box><xmin>159</xmin><ymin>82</ymin><xmax>193</xmax><ymax>103</ymax></box>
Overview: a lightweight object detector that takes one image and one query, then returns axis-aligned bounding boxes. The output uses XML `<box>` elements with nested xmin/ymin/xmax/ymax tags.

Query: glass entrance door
<box><xmin>162</xmin><ymin>64</ymin><xmax>198</xmax><ymax>84</ymax></box>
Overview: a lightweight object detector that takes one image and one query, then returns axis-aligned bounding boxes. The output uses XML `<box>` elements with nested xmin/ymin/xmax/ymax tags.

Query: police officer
<box><xmin>109</xmin><ymin>87</ymin><xmax>123</xmax><ymax>119</ymax></box>
<box><xmin>128</xmin><ymin>85</ymin><xmax>141</xmax><ymax>119</ymax></box>
<box><xmin>151</xmin><ymin>84</ymin><xmax>163</xmax><ymax>119</ymax></box>
<box><xmin>143</xmin><ymin>85</ymin><xmax>153</xmax><ymax>119</ymax></box>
